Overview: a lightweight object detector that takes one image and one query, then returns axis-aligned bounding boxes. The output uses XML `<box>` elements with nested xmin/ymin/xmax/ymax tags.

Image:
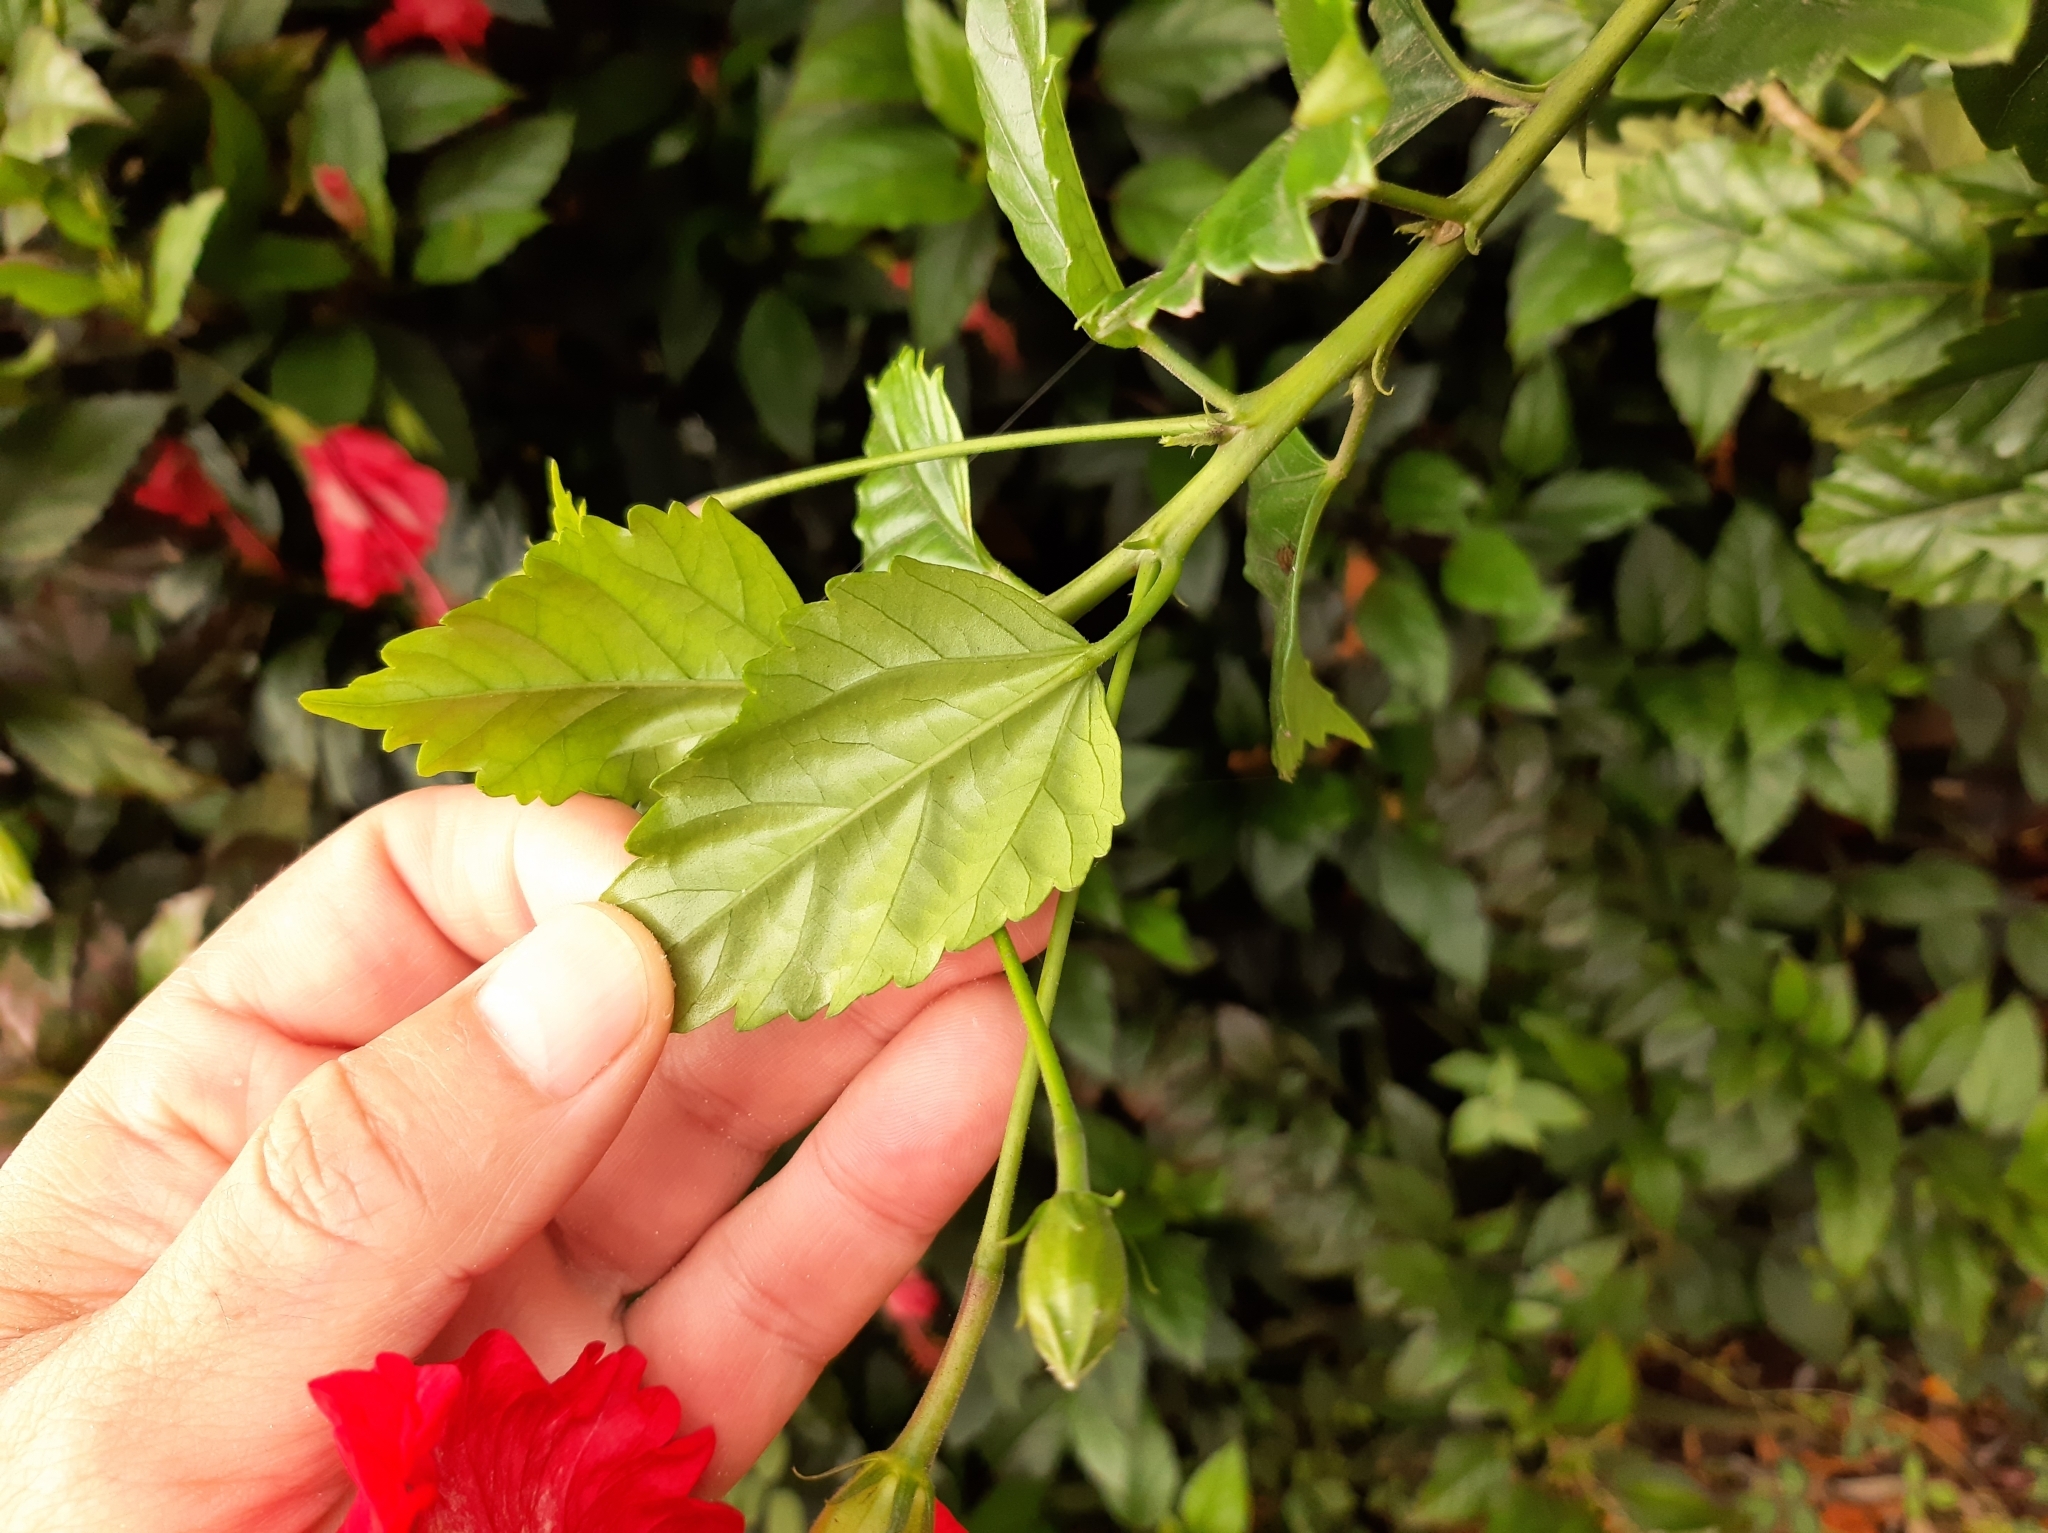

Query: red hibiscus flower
<box><xmin>132</xmin><ymin>438</ymin><xmax>283</xmax><ymax>575</ymax></box>
<box><xmin>300</xmin><ymin>425</ymin><xmax>450</xmax><ymax>621</ymax></box>
<box><xmin>881</xmin><ymin>1269</ymin><xmax>946</xmax><ymax>1376</ymax></box>
<box><xmin>311</xmin><ymin>1329</ymin><xmax>743</xmax><ymax>1533</ymax></box>
<box><xmin>366</xmin><ymin>0</ymin><xmax>493</xmax><ymax>58</ymax></box>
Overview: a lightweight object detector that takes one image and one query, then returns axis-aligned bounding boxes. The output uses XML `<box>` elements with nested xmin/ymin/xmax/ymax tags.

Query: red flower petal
<box><xmin>936</xmin><ymin>1502</ymin><xmax>969</xmax><ymax>1533</ymax></box>
<box><xmin>313</xmin><ymin>1331</ymin><xmax>742</xmax><ymax>1533</ymax></box>
<box><xmin>301</xmin><ymin>425</ymin><xmax>448</xmax><ymax>614</ymax></box>
<box><xmin>133</xmin><ymin>439</ymin><xmax>232</xmax><ymax>528</ymax></box>
<box><xmin>883</xmin><ymin>1270</ymin><xmax>942</xmax><ymax>1328</ymax></box>
<box><xmin>312</xmin><ymin>164</ymin><xmax>369</xmax><ymax>236</ymax></box>
<box><xmin>366</xmin><ymin>0</ymin><xmax>493</xmax><ymax>57</ymax></box>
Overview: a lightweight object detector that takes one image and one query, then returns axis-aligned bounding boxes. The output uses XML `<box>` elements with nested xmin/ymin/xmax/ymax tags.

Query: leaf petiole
<box><xmin>695</xmin><ymin>414</ymin><xmax>1219</xmax><ymax>513</ymax></box>
<box><xmin>995</xmin><ymin>926</ymin><xmax>1089</xmax><ymax>1192</ymax></box>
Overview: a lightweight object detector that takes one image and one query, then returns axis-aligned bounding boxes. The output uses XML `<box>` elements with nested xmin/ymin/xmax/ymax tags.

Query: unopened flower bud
<box><xmin>1019</xmin><ymin>1189</ymin><xmax>1128</xmax><ymax>1389</ymax></box>
<box><xmin>810</xmin><ymin>1452</ymin><xmax>937</xmax><ymax>1533</ymax></box>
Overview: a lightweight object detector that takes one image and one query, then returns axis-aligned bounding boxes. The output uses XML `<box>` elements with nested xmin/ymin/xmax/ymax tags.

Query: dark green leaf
<box><xmin>1370</xmin><ymin>827</ymin><xmax>1491</xmax><ymax>984</ymax></box>
<box><xmin>1245</xmin><ymin>429</ymin><xmax>1370</xmax><ymax>778</ymax></box>
<box><xmin>1700</xmin><ymin>744</ymin><xmax>1804</xmax><ymax>855</ymax></box>
<box><xmin>1655</xmin><ymin>302</ymin><xmax>1758</xmax><ymax>454</ymax></box>
<box><xmin>367</xmin><ymin>322</ymin><xmax>481</xmax><ymax>482</ymax></box>
<box><xmin>1501</xmin><ymin>351</ymin><xmax>1576</xmax><ymax>477</ymax></box>
<box><xmin>417</xmin><ymin>111</ymin><xmax>574</xmax><ymax>223</ymax></box>
<box><xmin>210</xmin><ymin>233</ymin><xmax>354</xmax><ymax>295</ymax></box>
<box><xmin>1111</xmin><ymin>156</ymin><xmax>1228</xmax><ymax>267</ymax></box>
<box><xmin>906</xmin><ymin>0</ymin><xmax>984</xmax><ymax>142</ymax></box>
<box><xmin>738</xmin><ymin>289</ymin><xmax>822</xmax><ymax>460</ymax></box>
<box><xmin>1650</xmin><ymin>0</ymin><xmax>2029</xmax><ymax>94</ymax></box>
<box><xmin>611</xmin><ymin>561</ymin><xmax>1122</xmax><ymax>1029</ymax></box>
<box><xmin>912</xmin><ymin>205</ymin><xmax>1001</xmax><ymax>348</ymax></box>
<box><xmin>1454</xmin><ymin>0</ymin><xmax>1598</xmax><ymax>81</ymax></box>
<box><xmin>1549</xmin><ymin>1332</ymin><xmax>1636</xmax><ymax>1434</ymax></box>
<box><xmin>1</xmin><ymin>691</ymin><xmax>210</xmax><ymax>801</ymax></box>
<box><xmin>1131</xmin><ymin>1230</ymin><xmax>1210</xmax><ymax>1366</ymax></box>
<box><xmin>1099</xmin><ymin>0</ymin><xmax>1285</xmax><ymax>121</ymax></box>
<box><xmin>369</xmin><ymin>57</ymin><xmax>519</xmax><ymax>152</ymax></box>
<box><xmin>305</xmin><ymin>476</ymin><xmax>801</xmax><ymax>806</ymax></box>
<box><xmin>413</xmin><ymin>207</ymin><xmax>550</xmax><ymax>284</ymax></box>
<box><xmin>1705</xmin><ymin>502</ymin><xmax>1795</xmax><ymax>652</ymax></box>
<box><xmin>1382</xmin><ymin>449</ymin><xmax>1484</xmax><ymax>536</ymax></box>
<box><xmin>0</xmin><ymin>393</ymin><xmax>171</xmax><ymax>563</ymax></box>
<box><xmin>1615</xmin><ymin>523</ymin><xmax>1705</xmax><ymax>653</ymax></box>
<box><xmin>1485</xmin><ymin>659</ymin><xmax>1556</xmax><ymax>714</ymax></box>
<box><xmin>1507</xmin><ymin>208</ymin><xmax>1637</xmax><ymax>365</ymax></box>
<box><xmin>1366</xmin><ymin>0</ymin><xmax>1469</xmax><ymax>158</ymax></box>
<box><xmin>271</xmin><ymin>326</ymin><xmax>378</xmax><ymax>427</ymax></box>
<box><xmin>306</xmin><ymin>44</ymin><xmax>394</xmax><ymax>273</ymax></box>
<box><xmin>1895</xmin><ymin>981</ymin><xmax>1990</xmax><ymax>1103</ymax></box>
<box><xmin>766</xmin><ymin>122</ymin><xmax>981</xmax><ymax>229</ymax></box>
<box><xmin>1958</xmin><ymin>5</ymin><xmax>2048</xmax><ymax>180</ymax></box>
<box><xmin>1815</xmin><ymin>1151</ymin><xmax>1893</xmax><ymax>1278</ymax></box>
<box><xmin>1850</xmin><ymin>855</ymin><xmax>2001</xmax><ymax>926</ymax></box>
<box><xmin>1524</xmin><ymin>468</ymin><xmax>1668</xmax><ymax>544</ymax></box>
<box><xmin>1353</xmin><ymin>559</ymin><xmax>1451</xmax><ymax>710</ymax></box>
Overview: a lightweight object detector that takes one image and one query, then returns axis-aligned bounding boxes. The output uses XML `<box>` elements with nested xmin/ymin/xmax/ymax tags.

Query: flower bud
<box><xmin>1019</xmin><ymin>1189</ymin><xmax>1128</xmax><ymax>1389</ymax></box>
<box><xmin>810</xmin><ymin>1452</ymin><xmax>937</xmax><ymax>1533</ymax></box>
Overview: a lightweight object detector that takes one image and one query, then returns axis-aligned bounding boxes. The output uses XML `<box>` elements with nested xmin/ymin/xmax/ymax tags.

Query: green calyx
<box><xmin>1019</xmin><ymin>1188</ymin><xmax>1129</xmax><ymax>1389</ymax></box>
<box><xmin>810</xmin><ymin>1452</ymin><xmax>940</xmax><ymax>1533</ymax></box>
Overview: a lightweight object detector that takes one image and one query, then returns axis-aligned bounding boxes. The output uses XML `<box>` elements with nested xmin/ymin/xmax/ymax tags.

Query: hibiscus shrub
<box><xmin>18</xmin><ymin>0</ymin><xmax>2048</xmax><ymax>1531</ymax></box>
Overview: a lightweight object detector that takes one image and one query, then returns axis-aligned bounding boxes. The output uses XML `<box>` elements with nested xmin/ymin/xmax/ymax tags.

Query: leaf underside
<box><xmin>302</xmin><ymin>480</ymin><xmax>800</xmax><ymax>806</ymax></box>
<box><xmin>854</xmin><ymin>346</ymin><xmax>1011</xmax><ymax>578</ymax></box>
<box><xmin>610</xmin><ymin>560</ymin><xmax>1123</xmax><ymax>1031</ymax></box>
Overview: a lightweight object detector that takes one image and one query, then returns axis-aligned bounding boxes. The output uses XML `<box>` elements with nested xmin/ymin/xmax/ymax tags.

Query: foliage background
<box><xmin>12</xmin><ymin>0</ymin><xmax>2048</xmax><ymax>1530</ymax></box>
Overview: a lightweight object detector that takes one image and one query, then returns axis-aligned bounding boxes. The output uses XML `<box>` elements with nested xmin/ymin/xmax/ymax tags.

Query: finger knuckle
<box><xmin>246</xmin><ymin>1060</ymin><xmax>422</xmax><ymax>1254</ymax></box>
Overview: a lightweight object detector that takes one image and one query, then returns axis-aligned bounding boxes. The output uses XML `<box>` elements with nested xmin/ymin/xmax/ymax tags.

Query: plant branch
<box><xmin>696</xmin><ymin>415</ymin><xmax>1218</xmax><ymax>513</ymax></box>
<box><xmin>1042</xmin><ymin>0</ymin><xmax>1676</xmax><ymax>623</ymax></box>
<box><xmin>1366</xmin><ymin>181</ymin><xmax>1468</xmax><ymax>227</ymax></box>
<box><xmin>1758</xmin><ymin>80</ymin><xmax>1863</xmax><ymax>186</ymax></box>
<box><xmin>1136</xmin><ymin>331</ymin><xmax>1236</xmax><ymax>409</ymax></box>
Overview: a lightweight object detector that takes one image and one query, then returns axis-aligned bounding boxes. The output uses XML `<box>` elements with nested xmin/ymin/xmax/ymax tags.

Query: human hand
<box><xmin>0</xmin><ymin>786</ymin><xmax>1045</xmax><ymax>1531</ymax></box>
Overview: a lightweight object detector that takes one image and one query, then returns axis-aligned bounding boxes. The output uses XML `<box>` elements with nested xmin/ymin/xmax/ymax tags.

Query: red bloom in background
<box><xmin>881</xmin><ymin>1269</ymin><xmax>946</xmax><ymax>1375</ymax></box>
<box><xmin>366</xmin><ymin>0</ymin><xmax>493</xmax><ymax>57</ymax></box>
<box><xmin>937</xmin><ymin>1505</ymin><xmax>968</xmax><ymax>1533</ymax></box>
<box><xmin>311</xmin><ymin>1329</ymin><xmax>743</xmax><ymax>1533</ymax></box>
<box><xmin>132</xmin><ymin>438</ymin><xmax>283</xmax><ymax>575</ymax></box>
<box><xmin>302</xmin><ymin>425</ymin><xmax>449</xmax><ymax>621</ymax></box>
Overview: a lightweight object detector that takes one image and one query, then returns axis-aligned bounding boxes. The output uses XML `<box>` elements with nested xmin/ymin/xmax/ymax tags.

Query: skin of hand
<box><xmin>0</xmin><ymin>786</ymin><xmax>1048</xmax><ymax>1532</ymax></box>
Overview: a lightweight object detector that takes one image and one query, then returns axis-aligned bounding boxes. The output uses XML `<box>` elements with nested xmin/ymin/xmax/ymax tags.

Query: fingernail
<box><xmin>477</xmin><ymin>904</ymin><xmax>651</xmax><ymax>1098</ymax></box>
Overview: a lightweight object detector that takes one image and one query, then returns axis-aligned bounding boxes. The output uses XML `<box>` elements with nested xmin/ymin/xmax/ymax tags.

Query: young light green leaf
<box><xmin>1099</xmin><ymin>0</ymin><xmax>1285</xmax><ymax>121</ymax></box>
<box><xmin>1</xmin><ymin>27</ymin><xmax>125</xmax><ymax>162</ymax></box>
<box><xmin>1508</xmin><ymin>208</ymin><xmax>1636</xmax><ymax>365</ymax></box>
<box><xmin>1617</xmin><ymin>138</ymin><xmax>1825</xmax><ymax>297</ymax></box>
<box><xmin>1245</xmin><ymin>428</ymin><xmax>1371</xmax><ymax>779</ymax></box>
<box><xmin>413</xmin><ymin>208</ymin><xmax>549</xmax><ymax>284</ymax></box>
<box><xmin>1655</xmin><ymin>302</ymin><xmax>1758</xmax><ymax>454</ymax></box>
<box><xmin>0</xmin><ymin>393</ymin><xmax>172</xmax><ymax>563</ymax></box>
<box><xmin>1702</xmin><ymin>175</ymin><xmax>1989</xmax><ymax>391</ymax></box>
<box><xmin>610</xmin><ymin>561</ymin><xmax>1122</xmax><ymax>1030</ymax></box>
<box><xmin>1799</xmin><ymin>432</ymin><xmax>2048</xmax><ymax>605</ymax></box>
<box><xmin>855</xmin><ymin>347</ymin><xmax>1008</xmax><ymax>577</ymax></box>
<box><xmin>146</xmin><ymin>188</ymin><xmax>227</xmax><ymax>336</ymax></box>
<box><xmin>1897</xmin><ymin>981</ymin><xmax>1991</xmax><ymax>1103</ymax></box>
<box><xmin>739</xmin><ymin>290</ymin><xmax>822</xmax><ymax>460</ymax></box>
<box><xmin>0</xmin><ymin>260</ymin><xmax>103</xmax><ymax>317</ymax></box>
<box><xmin>1650</xmin><ymin>0</ymin><xmax>2029</xmax><ymax>95</ymax></box>
<box><xmin>1366</xmin><ymin>0</ymin><xmax>1470</xmax><ymax>157</ymax></box>
<box><xmin>905</xmin><ymin>0</ymin><xmax>985</xmax><ymax>142</ymax></box>
<box><xmin>306</xmin><ymin>44</ymin><xmax>395</xmax><ymax>274</ymax></box>
<box><xmin>0</xmin><ymin>820</ymin><xmax>49</xmax><ymax>930</ymax></box>
<box><xmin>1178</xmin><ymin>1441</ymin><xmax>1252</xmax><ymax>1533</ymax></box>
<box><xmin>1442</xmin><ymin>528</ymin><xmax>1547</xmax><ymax>619</ymax></box>
<box><xmin>369</xmin><ymin>57</ymin><xmax>521</xmax><ymax>153</ymax></box>
<box><xmin>1956</xmin><ymin>995</ymin><xmax>2044</xmax><ymax>1135</ymax></box>
<box><xmin>1</xmin><ymin>691</ymin><xmax>212</xmax><ymax>801</ymax></box>
<box><xmin>1111</xmin><ymin>156</ymin><xmax>1228</xmax><ymax>267</ymax></box>
<box><xmin>303</xmin><ymin>477</ymin><xmax>801</xmax><ymax>806</ymax></box>
<box><xmin>968</xmin><ymin>0</ymin><xmax>1126</xmax><ymax>323</ymax></box>
<box><xmin>1549</xmin><ymin>1333</ymin><xmax>1636</xmax><ymax>1434</ymax></box>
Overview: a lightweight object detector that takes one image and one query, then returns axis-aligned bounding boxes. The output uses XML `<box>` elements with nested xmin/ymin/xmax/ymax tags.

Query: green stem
<box><xmin>1366</xmin><ymin>182</ymin><xmax>1468</xmax><ymax>225</ymax></box>
<box><xmin>1041</xmin><ymin>0</ymin><xmax>1676</xmax><ymax>624</ymax></box>
<box><xmin>995</xmin><ymin>927</ymin><xmax>1088</xmax><ymax>1192</ymax></box>
<box><xmin>893</xmin><ymin>564</ymin><xmax>1160</xmax><ymax>1470</ymax></box>
<box><xmin>697</xmin><ymin>415</ymin><xmax>1216</xmax><ymax>513</ymax></box>
<box><xmin>1137</xmin><ymin>331</ymin><xmax>1236</xmax><ymax>410</ymax></box>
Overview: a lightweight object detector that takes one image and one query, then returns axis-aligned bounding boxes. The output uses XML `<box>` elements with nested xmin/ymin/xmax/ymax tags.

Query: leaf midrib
<box><xmin>374</xmin><ymin>675</ymin><xmax>747</xmax><ymax>706</ymax></box>
<box><xmin>657</xmin><ymin>643</ymin><xmax>1099</xmax><ymax>943</ymax></box>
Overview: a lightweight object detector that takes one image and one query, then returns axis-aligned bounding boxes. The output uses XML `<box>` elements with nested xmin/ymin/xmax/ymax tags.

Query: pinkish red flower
<box><xmin>301</xmin><ymin>425</ymin><xmax>449</xmax><ymax>620</ymax></box>
<box><xmin>133</xmin><ymin>438</ymin><xmax>283</xmax><ymax>575</ymax></box>
<box><xmin>311</xmin><ymin>1329</ymin><xmax>743</xmax><ymax>1533</ymax></box>
<box><xmin>366</xmin><ymin>0</ymin><xmax>493</xmax><ymax>57</ymax></box>
<box><xmin>880</xmin><ymin>1269</ymin><xmax>946</xmax><ymax>1376</ymax></box>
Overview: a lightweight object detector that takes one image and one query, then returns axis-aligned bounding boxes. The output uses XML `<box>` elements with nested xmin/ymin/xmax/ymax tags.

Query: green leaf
<box><xmin>146</xmin><ymin>188</ymin><xmax>226</xmax><ymax>336</ymax></box>
<box><xmin>1706</xmin><ymin>503</ymin><xmax>1796</xmax><ymax>652</ymax></box>
<box><xmin>1353</xmin><ymin>559</ymin><xmax>1451</xmax><ymax>710</ymax></box>
<box><xmin>1852</xmin><ymin>855</ymin><xmax>2000</xmax><ymax>926</ymax></box>
<box><xmin>766</xmin><ymin>122</ymin><xmax>981</xmax><ymax>229</ymax></box>
<box><xmin>0</xmin><ymin>393</ymin><xmax>171</xmax><ymax>563</ymax></box>
<box><xmin>134</xmin><ymin>888</ymin><xmax>210</xmax><ymax>996</ymax></box>
<box><xmin>1508</xmin><ymin>208</ymin><xmax>1639</xmax><ymax>365</ymax></box>
<box><xmin>1701</xmin><ymin>174</ymin><xmax>1989</xmax><ymax>391</ymax></box>
<box><xmin>0</xmin><ymin>259</ymin><xmax>102</xmax><ymax>317</ymax></box>
<box><xmin>1655</xmin><ymin>302</ymin><xmax>1758</xmax><ymax>454</ymax></box>
<box><xmin>1383</xmin><ymin>449</ymin><xmax>1485</xmax><ymax>536</ymax></box>
<box><xmin>368</xmin><ymin>321</ymin><xmax>481</xmax><ymax>482</ymax></box>
<box><xmin>1454</xmin><ymin>0</ymin><xmax>1598</xmax><ymax>83</ymax></box>
<box><xmin>1615</xmin><ymin>522</ymin><xmax>1705</xmax><ymax>654</ymax></box>
<box><xmin>1701</xmin><ymin>744</ymin><xmax>1804</xmax><ymax>855</ymax></box>
<box><xmin>1442</xmin><ymin>528</ymin><xmax>1547</xmax><ymax>619</ymax></box>
<box><xmin>306</xmin><ymin>44</ymin><xmax>395</xmax><ymax>274</ymax></box>
<box><xmin>1099</xmin><ymin>0</ymin><xmax>1285</xmax><ymax>121</ymax></box>
<box><xmin>1650</xmin><ymin>0</ymin><xmax>2030</xmax><ymax>94</ymax></box>
<box><xmin>1131</xmin><ymin>1230</ymin><xmax>1210</xmax><ymax>1366</ymax></box>
<box><xmin>1485</xmin><ymin>659</ymin><xmax>1556</xmax><ymax>714</ymax></box>
<box><xmin>1111</xmin><ymin>156</ymin><xmax>1228</xmax><ymax>267</ymax></box>
<box><xmin>2011</xmin><ymin>904</ymin><xmax>2048</xmax><ymax>997</ymax></box>
<box><xmin>610</xmin><ymin>561</ymin><xmax>1122</xmax><ymax>1030</ymax></box>
<box><xmin>304</xmin><ymin>479</ymin><xmax>802</xmax><ymax>807</ymax></box>
<box><xmin>1</xmin><ymin>27</ymin><xmax>125</xmax><ymax>162</ymax></box>
<box><xmin>210</xmin><ymin>233</ymin><xmax>354</xmax><ymax>295</ymax></box>
<box><xmin>1958</xmin><ymin>7</ymin><xmax>2048</xmax><ymax>181</ymax></box>
<box><xmin>1549</xmin><ymin>1333</ymin><xmax>1636</xmax><ymax>1434</ymax></box>
<box><xmin>417</xmin><ymin>111</ymin><xmax>574</xmax><ymax>223</ymax></box>
<box><xmin>1370</xmin><ymin>827</ymin><xmax>1491</xmax><ymax>985</ymax></box>
<box><xmin>271</xmin><ymin>325</ymin><xmax>378</xmax><ymax>427</ymax></box>
<box><xmin>1245</xmin><ymin>429</ymin><xmax>1370</xmax><ymax>779</ymax></box>
<box><xmin>968</xmin><ymin>0</ymin><xmax>1126</xmax><ymax>323</ymax></box>
<box><xmin>1616</xmin><ymin>137</ymin><xmax>1825</xmax><ymax>298</ymax></box>
<box><xmin>1366</xmin><ymin>0</ymin><xmax>1469</xmax><ymax>158</ymax></box>
<box><xmin>1523</xmin><ymin>468</ymin><xmax>1668</xmax><ymax>544</ymax></box>
<box><xmin>1501</xmin><ymin>352</ymin><xmax>1576</xmax><ymax>477</ymax></box>
<box><xmin>1956</xmin><ymin>995</ymin><xmax>2044</xmax><ymax>1134</ymax></box>
<box><xmin>855</xmin><ymin>347</ymin><xmax>1007</xmax><ymax>577</ymax></box>
<box><xmin>1815</xmin><ymin>1151</ymin><xmax>1895</xmax><ymax>1279</ymax></box>
<box><xmin>911</xmin><ymin>205</ymin><xmax>1000</xmax><ymax>349</ymax></box>
<box><xmin>413</xmin><ymin>206</ymin><xmax>550</xmax><ymax>283</ymax></box>
<box><xmin>738</xmin><ymin>289</ymin><xmax>822</xmax><ymax>460</ymax></box>
<box><xmin>1</xmin><ymin>692</ymin><xmax>210</xmax><ymax>801</ymax></box>
<box><xmin>0</xmin><ymin>820</ymin><xmax>48</xmax><ymax>930</ymax></box>
<box><xmin>758</xmin><ymin>0</ymin><xmax>923</xmax><ymax>189</ymax></box>
<box><xmin>206</xmin><ymin>0</ymin><xmax>292</xmax><ymax>54</ymax></box>
<box><xmin>905</xmin><ymin>0</ymin><xmax>984</xmax><ymax>142</ymax></box>
<box><xmin>1178</xmin><ymin>1441</ymin><xmax>1251</xmax><ymax>1533</ymax></box>
<box><xmin>1896</xmin><ymin>981</ymin><xmax>1990</xmax><ymax>1103</ymax></box>
<box><xmin>369</xmin><ymin>58</ymin><xmax>520</xmax><ymax>153</ymax></box>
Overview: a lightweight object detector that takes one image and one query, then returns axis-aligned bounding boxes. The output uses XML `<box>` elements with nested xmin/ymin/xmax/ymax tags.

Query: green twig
<box><xmin>994</xmin><ymin>928</ymin><xmax>1088</xmax><ymax>1191</ymax></box>
<box><xmin>1136</xmin><ymin>331</ymin><xmax>1237</xmax><ymax>410</ymax></box>
<box><xmin>694</xmin><ymin>415</ymin><xmax>1217</xmax><ymax>513</ymax></box>
<box><xmin>1366</xmin><ymin>182</ymin><xmax>1469</xmax><ymax>226</ymax></box>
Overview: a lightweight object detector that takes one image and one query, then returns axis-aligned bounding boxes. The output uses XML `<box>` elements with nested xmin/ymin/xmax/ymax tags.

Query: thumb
<box><xmin>61</xmin><ymin>902</ymin><xmax>671</xmax><ymax>1478</ymax></box>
